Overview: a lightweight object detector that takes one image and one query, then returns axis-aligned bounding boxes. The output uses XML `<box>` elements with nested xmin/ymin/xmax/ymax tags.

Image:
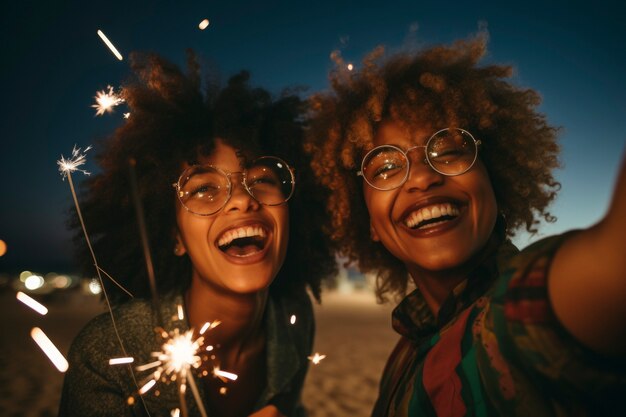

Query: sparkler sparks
<box><xmin>198</xmin><ymin>19</ymin><xmax>210</xmax><ymax>30</ymax></box>
<box><xmin>290</xmin><ymin>314</ymin><xmax>297</xmax><ymax>325</ymax></box>
<box><xmin>213</xmin><ymin>366</ymin><xmax>238</xmax><ymax>382</ymax></box>
<box><xmin>92</xmin><ymin>86</ymin><xmax>124</xmax><ymax>116</ymax></box>
<box><xmin>97</xmin><ymin>29</ymin><xmax>123</xmax><ymax>60</ymax></box>
<box><xmin>57</xmin><ymin>145</ymin><xmax>92</xmax><ymax>178</ymax></box>
<box><xmin>308</xmin><ymin>352</ymin><xmax>326</xmax><ymax>365</ymax></box>
<box><xmin>134</xmin><ymin>328</ymin><xmax>204</xmax><ymax>397</ymax></box>
<box><xmin>109</xmin><ymin>357</ymin><xmax>135</xmax><ymax>365</ymax></box>
<box><xmin>16</xmin><ymin>291</ymin><xmax>48</xmax><ymax>315</ymax></box>
<box><xmin>31</xmin><ymin>327</ymin><xmax>69</xmax><ymax>372</ymax></box>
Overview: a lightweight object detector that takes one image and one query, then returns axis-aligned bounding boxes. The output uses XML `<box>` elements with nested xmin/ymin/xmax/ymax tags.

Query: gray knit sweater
<box><xmin>58</xmin><ymin>290</ymin><xmax>314</xmax><ymax>417</ymax></box>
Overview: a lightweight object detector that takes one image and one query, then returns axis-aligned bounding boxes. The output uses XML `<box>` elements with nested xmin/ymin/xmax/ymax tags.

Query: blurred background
<box><xmin>0</xmin><ymin>0</ymin><xmax>624</xmax><ymax>415</ymax></box>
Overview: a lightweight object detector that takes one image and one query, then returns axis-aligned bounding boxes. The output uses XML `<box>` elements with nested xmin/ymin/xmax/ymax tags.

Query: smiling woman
<box><xmin>306</xmin><ymin>34</ymin><xmax>626</xmax><ymax>416</ymax></box>
<box><xmin>58</xmin><ymin>51</ymin><xmax>336</xmax><ymax>417</ymax></box>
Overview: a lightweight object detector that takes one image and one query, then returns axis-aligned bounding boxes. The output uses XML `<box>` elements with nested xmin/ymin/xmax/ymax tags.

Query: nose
<box><xmin>403</xmin><ymin>147</ymin><xmax>444</xmax><ymax>192</ymax></box>
<box><xmin>223</xmin><ymin>172</ymin><xmax>260</xmax><ymax>213</ymax></box>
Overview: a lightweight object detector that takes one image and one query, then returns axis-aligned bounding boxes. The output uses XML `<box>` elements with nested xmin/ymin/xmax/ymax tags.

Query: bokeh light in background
<box><xmin>0</xmin><ymin>239</ymin><xmax>6</xmax><ymax>257</ymax></box>
<box><xmin>24</xmin><ymin>274</ymin><xmax>44</xmax><ymax>290</ymax></box>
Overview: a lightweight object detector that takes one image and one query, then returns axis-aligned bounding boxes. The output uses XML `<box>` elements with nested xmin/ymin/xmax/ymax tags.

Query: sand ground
<box><xmin>0</xmin><ymin>289</ymin><xmax>398</xmax><ymax>416</ymax></box>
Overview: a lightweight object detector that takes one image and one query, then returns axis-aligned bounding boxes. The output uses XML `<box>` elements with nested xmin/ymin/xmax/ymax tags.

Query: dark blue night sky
<box><xmin>1</xmin><ymin>0</ymin><xmax>624</xmax><ymax>274</ymax></box>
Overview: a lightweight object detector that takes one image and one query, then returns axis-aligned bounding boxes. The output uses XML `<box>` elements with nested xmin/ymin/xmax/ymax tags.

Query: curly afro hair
<box><xmin>72</xmin><ymin>50</ymin><xmax>336</xmax><ymax>304</ymax></box>
<box><xmin>305</xmin><ymin>35</ymin><xmax>560</xmax><ymax>301</ymax></box>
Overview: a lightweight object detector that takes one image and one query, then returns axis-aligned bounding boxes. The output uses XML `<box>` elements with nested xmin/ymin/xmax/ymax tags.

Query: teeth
<box><xmin>405</xmin><ymin>203</ymin><xmax>460</xmax><ymax>228</ymax></box>
<box><xmin>218</xmin><ymin>226</ymin><xmax>267</xmax><ymax>248</ymax></box>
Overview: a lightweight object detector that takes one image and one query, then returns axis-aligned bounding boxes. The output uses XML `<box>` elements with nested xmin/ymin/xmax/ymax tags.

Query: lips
<box><xmin>216</xmin><ymin>223</ymin><xmax>269</xmax><ymax>258</ymax></box>
<box><xmin>399</xmin><ymin>197</ymin><xmax>464</xmax><ymax>231</ymax></box>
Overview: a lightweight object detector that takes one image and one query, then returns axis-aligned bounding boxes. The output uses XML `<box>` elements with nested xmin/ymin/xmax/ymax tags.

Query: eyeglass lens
<box><xmin>362</xmin><ymin>128</ymin><xmax>477</xmax><ymax>190</ymax></box>
<box><xmin>178</xmin><ymin>157</ymin><xmax>293</xmax><ymax>215</ymax></box>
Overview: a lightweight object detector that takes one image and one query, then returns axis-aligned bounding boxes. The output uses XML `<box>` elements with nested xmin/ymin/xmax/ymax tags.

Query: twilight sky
<box><xmin>0</xmin><ymin>0</ymin><xmax>624</xmax><ymax>274</ymax></box>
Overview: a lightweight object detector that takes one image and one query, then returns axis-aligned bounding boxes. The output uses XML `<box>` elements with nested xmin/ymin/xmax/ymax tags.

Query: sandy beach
<box><xmin>0</xmin><ymin>288</ymin><xmax>398</xmax><ymax>416</ymax></box>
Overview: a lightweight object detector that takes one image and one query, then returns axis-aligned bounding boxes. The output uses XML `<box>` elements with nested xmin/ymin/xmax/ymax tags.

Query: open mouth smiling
<box><xmin>217</xmin><ymin>225</ymin><xmax>269</xmax><ymax>257</ymax></box>
<box><xmin>402</xmin><ymin>201</ymin><xmax>462</xmax><ymax>230</ymax></box>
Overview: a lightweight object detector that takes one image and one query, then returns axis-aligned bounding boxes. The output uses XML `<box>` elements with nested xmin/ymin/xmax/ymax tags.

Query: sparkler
<box><xmin>16</xmin><ymin>291</ymin><xmax>48</xmax><ymax>315</ymax></box>
<box><xmin>31</xmin><ymin>327</ymin><xmax>69</xmax><ymax>372</ymax></box>
<box><xmin>97</xmin><ymin>29</ymin><xmax>124</xmax><ymax>60</ymax></box>
<box><xmin>129</xmin><ymin>321</ymin><xmax>238</xmax><ymax>417</ymax></box>
<box><xmin>92</xmin><ymin>86</ymin><xmax>124</xmax><ymax>116</ymax></box>
<box><xmin>57</xmin><ymin>146</ymin><xmax>147</xmax><ymax>411</ymax></box>
<box><xmin>134</xmin><ymin>328</ymin><xmax>215</xmax><ymax>417</ymax></box>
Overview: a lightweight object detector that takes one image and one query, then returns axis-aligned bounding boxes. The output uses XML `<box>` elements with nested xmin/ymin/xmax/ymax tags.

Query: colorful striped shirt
<box><xmin>372</xmin><ymin>234</ymin><xmax>626</xmax><ymax>416</ymax></box>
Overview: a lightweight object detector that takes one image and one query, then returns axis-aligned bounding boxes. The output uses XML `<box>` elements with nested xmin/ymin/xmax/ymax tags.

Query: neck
<box><xmin>407</xmin><ymin>232</ymin><xmax>502</xmax><ymax>316</ymax></box>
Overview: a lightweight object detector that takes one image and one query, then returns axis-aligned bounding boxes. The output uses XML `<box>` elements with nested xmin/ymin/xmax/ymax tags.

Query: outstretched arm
<box><xmin>549</xmin><ymin>151</ymin><xmax>626</xmax><ymax>355</ymax></box>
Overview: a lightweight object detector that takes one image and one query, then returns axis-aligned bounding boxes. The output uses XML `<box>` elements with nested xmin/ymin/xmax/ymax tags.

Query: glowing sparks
<box><xmin>109</xmin><ymin>357</ymin><xmax>135</xmax><ymax>365</ymax></box>
<box><xmin>177</xmin><ymin>304</ymin><xmax>185</xmax><ymax>321</ymax></box>
<box><xmin>136</xmin><ymin>329</ymin><xmax>203</xmax><ymax>388</ymax></box>
<box><xmin>31</xmin><ymin>327</ymin><xmax>69</xmax><ymax>372</ymax></box>
<box><xmin>213</xmin><ymin>366</ymin><xmax>238</xmax><ymax>382</ymax></box>
<box><xmin>199</xmin><ymin>19</ymin><xmax>210</xmax><ymax>30</ymax></box>
<box><xmin>92</xmin><ymin>85</ymin><xmax>124</xmax><ymax>116</ymax></box>
<box><xmin>16</xmin><ymin>291</ymin><xmax>48</xmax><ymax>315</ymax></box>
<box><xmin>199</xmin><ymin>320</ymin><xmax>221</xmax><ymax>335</ymax></box>
<box><xmin>290</xmin><ymin>314</ymin><xmax>297</xmax><ymax>325</ymax></box>
<box><xmin>57</xmin><ymin>145</ymin><xmax>92</xmax><ymax>178</ymax></box>
<box><xmin>124</xmin><ymin>112</ymin><xmax>131</xmax><ymax>119</ymax></box>
<box><xmin>308</xmin><ymin>352</ymin><xmax>326</xmax><ymax>365</ymax></box>
<box><xmin>171</xmin><ymin>409</ymin><xmax>181</xmax><ymax>417</ymax></box>
<box><xmin>139</xmin><ymin>379</ymin><xmax>157</xmax><ymax>395</ymax></box>
<box><xmin>133</xmin><ymin>327</ymin><xmax>213</xmax><ymax>417</ymax></box>
<box><xmin>97</xmin><ymin>29</ymin><xmax>123</xmax><ymax>60</ymax></box>
<box><xmin>347</xmin><ymin>63</ymin><xmax>354</xmax><ymax>71</ymax></box>
<box><xmin>158</xmin><ymin>329</ymin><xmax>203</xmax><ymax>375</ymax></box>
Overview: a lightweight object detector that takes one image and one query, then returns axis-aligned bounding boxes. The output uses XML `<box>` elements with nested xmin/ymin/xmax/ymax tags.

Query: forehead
<box><xmin>182</xmin><ymin>139</ymin><xmax>251</xmax><ymax>171</ymax></box>
<box><xmin>373</xmin><ymin>120</ymin><xmax>432</xmax><ymax>147</ymax></box>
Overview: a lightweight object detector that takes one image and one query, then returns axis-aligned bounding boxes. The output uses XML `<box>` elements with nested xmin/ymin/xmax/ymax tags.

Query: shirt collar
<box><xmin>391</xmin><ymin>239</ymin><xmax>518</xmax><ymax>343</ymax></box>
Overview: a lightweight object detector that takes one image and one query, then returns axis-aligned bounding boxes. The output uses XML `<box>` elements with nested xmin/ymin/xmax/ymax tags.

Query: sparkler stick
<box><xmin>58</xmin><ymin>146</ymin><xmax>149</xmax><ymax>414</ymax></box>
<box><xmin>97</xmin><ymin>29</ymin><xmax>123</xmax><ymax>60</ymax></box>
<box><xmin>187</xmin><ymin>374</ymin><xmax>208</xmax><ymax>417</ymax></box>
<box><xmin>127</xmin><ymin>158</ymin><xmax>164</xmax><ymax>328</ymax></box>
<box><xmin>97</xmin><ymin>265</ymin><xmax>134</xmax><ymax>298</ymax></box>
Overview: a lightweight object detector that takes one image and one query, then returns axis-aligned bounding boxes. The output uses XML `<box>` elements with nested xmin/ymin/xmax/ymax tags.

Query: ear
<box><xmin>173</xmin><ymin>231</ymin><xmax>187</xmax><ymax>256</ymax></box>
<box><xmin>370</xmin><ymin>221</ymin><xmax>380</xmax><ymax>242</ymax></box>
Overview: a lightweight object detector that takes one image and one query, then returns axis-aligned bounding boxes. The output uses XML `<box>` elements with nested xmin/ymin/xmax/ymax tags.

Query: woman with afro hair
<box><xmin>306</xmin><ymin>34</ymin><xmax>626</xmax><ymax>416</ymax></box>
<box><xmin>58</xmin><ymin>51</ymin><xmax>336</xmax><ymax>417</ymax></box>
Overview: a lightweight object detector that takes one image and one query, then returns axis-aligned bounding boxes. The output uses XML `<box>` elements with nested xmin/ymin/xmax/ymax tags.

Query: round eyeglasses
<box><xmin>357</xmin><ymin>128</ymin><xmax>481</xmax><ymax>191</ymax></box>
<box><xmin>174</xmin><ymin>156</ymin><xmax>295</xmax><ymax>216</ymax></box>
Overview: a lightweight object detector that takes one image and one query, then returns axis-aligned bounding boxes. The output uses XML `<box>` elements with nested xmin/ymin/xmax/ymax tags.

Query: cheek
<box><xmin>470</xmin><ymin>172</ymin><xmax>498</xmax><ymax>238</ymax></box>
